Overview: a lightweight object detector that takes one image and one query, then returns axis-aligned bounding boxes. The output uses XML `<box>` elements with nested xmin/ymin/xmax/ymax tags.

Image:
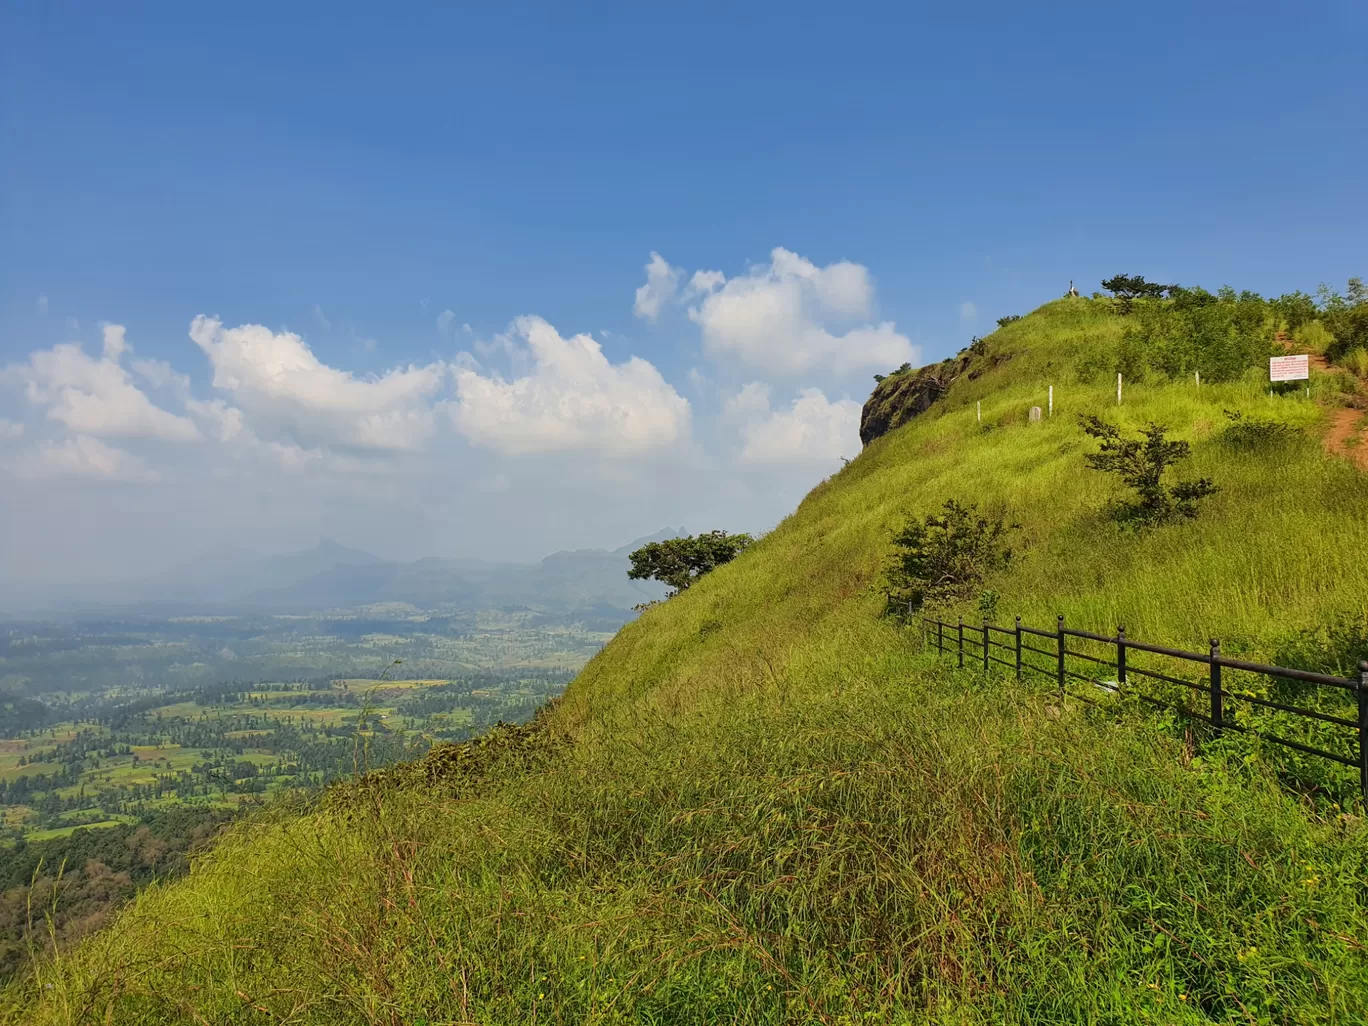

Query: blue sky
<box><xmin>2</xmin><ymin>1</ymin><xmax>1365</xmax><ymax>598</ymax></box>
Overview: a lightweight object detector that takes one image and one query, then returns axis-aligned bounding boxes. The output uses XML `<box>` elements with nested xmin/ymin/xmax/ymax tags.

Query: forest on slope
<box><xmin>8</xmin><ymin>285</ymin><xmax>1368</xmax><ymax>1025</ymax></box>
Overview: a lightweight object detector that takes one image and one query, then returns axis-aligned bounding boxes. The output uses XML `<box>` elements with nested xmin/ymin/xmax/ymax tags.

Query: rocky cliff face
<box><xmin>859</xmin><ymin>348</ymin><xmax>1008</xmax><ymax>446</ymax></box>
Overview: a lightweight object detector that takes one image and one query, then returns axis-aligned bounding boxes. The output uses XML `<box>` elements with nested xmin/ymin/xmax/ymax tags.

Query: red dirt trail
<box><xmin>1272</xmin><ymin>332</ymin><xmax>1367</xmax><ymax>469</ymax></box>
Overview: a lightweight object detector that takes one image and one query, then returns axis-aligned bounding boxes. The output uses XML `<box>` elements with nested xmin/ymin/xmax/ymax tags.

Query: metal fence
<box><xmin>921</xmin><ymin>614</ymin><xmax>1368</xmax><ymax>799</ymax></box>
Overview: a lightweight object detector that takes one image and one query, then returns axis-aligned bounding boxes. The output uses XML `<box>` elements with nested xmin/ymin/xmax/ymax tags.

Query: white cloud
<box><xmin>17</xmin><ymin>435</ymin><xmax>160</xmax><ymax>482</ymax></box>
<box><xmin>737</xmin><ymin>387</ymin><xmax>860</xmax><ymax>465</ymax></box>
<box><xmin>4</xmin><ymin>332</ymin><xmax>201</xmax><ymax>442</ymax></box>
<box><xmin>189</xmin><ymin>315</ymin><xmax>445</xmax><ymax>452</ymax></box>
<box><xmin>633</xmin><ymin>252</ymin><xmax>681</xmax><ymax>322</ymax></box>
<box><xmin>185</xmin><ymin>398</ymin><xmax>247</xmax><ymax>443</ymax></box>
<box><xmin>37</xmin><ymin>296</ymin><xmax>48</xmax><ymax>316</ymax></box>
<box><xmin>960</xmin><ymin>301</ymin><xmax>977</xmax><ymax>323</ymax></box>
<box><xmin>462</xmin><ymin>323</ymin><xmax>472</xmax><ymax>334</ymax></box>
<box><xmin>437</xmin><ymin>309</ymin><xmax>455</xmax><ymax>335</ymax></box>
<box><xmin>0</xmin><ymin>419</ymin><xmax>24</xmax><ymax>441</ymax></box>
<box><xmin>102</xmin><ymin>324</ymin><xmax>129</xmax><ymax>360</ymax></box>
<box><xmin>723</xmin><ymin>381</ymin><xmax>772</xmax><ymax>421</ymax></box>
<box><xmin>451</xmin><ymin>315</ymin><xmax>690</xmax><ymax>456</ymax></box>
<box><xmin>687</xmin><ymin>247</ymin><xmax>916</xmax><ymax>375</ymax></box>
<box><xmin>314</xmin><ymin>305</ymin><xmax>332</xmax><ymax>331</ymax></box>
<box><xmin>132</xmin><ymin>358</ymin><xmax>191</xmax><ymax>396</ymax></box>
<box><xmin>688</xmin><ymin>269</ymin><xmax>725</xmax><ymax>295</ymax></box>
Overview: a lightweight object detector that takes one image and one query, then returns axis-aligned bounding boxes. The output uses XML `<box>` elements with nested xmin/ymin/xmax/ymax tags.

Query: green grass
<box><xmin>23</xmin><ymin>820</ymin><xmax>130</xmax><ymax>843</ymax></box>
<box><xmin>8</xmin><ymin>298</ymin><xmax>1368</xmax><ymax>1024</ymax></box>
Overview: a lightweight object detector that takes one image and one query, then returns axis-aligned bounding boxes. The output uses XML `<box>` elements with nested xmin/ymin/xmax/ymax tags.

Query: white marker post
<box><xmin>1117</xmin><ymin>373</ymin><xmax>1122</xmax><ymax>405</ymax></box>
<box><xmin>1195</xmin><ymin>370</ymin><xmax>1201</xmax><ymax>389</ymax></box>
<box><xmin>977</xmin><ymin>400</ymin><xmax>981</xmax><ymax>423</ymax></box>
<box><xmin>1048</xmin><ymin>385</ymin><xmax>1054</xmax><ymax>417</ymax></box>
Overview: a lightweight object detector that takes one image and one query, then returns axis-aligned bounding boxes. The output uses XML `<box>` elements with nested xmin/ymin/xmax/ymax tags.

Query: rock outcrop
<box><xmin>859</xmin><ymin>347</ymin><xmax>1009</xmax><ymax>446</ymax></box>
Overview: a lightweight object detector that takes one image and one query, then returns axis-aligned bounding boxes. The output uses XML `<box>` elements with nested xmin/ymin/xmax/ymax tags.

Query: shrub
<box><xmin>1319</xmin><ymin>279</ymin><xmax>1368</xmax><ymax>361</ymax></box>
<box><xmin>884</xmin><ymin>500</ymin><xmax>1014</xmax><ymax>613</ymax></box>
<box><xmin>1272</xmin><ymin>290</ymin><xmax>1318</xmax><ymax>333</ymax></box>
<box><xmin>995</xmin><ymin>314</ymin><xmax>1021</xmax><ymax>327</ymax></box>
<box><xmin>1219</xmin><ymin>410</ymin><xmax>1299</xmax><ymax>453</ymax></box>
<box><xmin>1120</xmin><ymin>286</ymin><xmax>1272</xmax><ymax>382</ymax></box>
<box><xmin>873</xmin><ymin>361</ymin><xmax>914</xmax><ymax>384</ymax></box>
<box><xmin>1294</xmin><ymin>319</ymin><xmax>1335</xmax><ymax>355</ymax></box>
<box><xmin>1343</xmin><ymin>348</ymin><xmax>1368</xmax><ymax>378</ymax></box>
<box><xmin>1080</xmin><ymin>416</ymin><xmax>1219</xmax><ymax>528</ymax></box>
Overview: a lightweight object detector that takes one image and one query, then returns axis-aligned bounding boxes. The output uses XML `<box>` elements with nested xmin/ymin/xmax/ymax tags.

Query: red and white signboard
<box><xmin>1269</xmin><ymin>354</ymin><xmax>1310</xmax><ymax>382</ymax></box>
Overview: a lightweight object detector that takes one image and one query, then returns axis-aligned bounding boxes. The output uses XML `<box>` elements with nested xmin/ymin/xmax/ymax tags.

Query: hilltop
<box><xmin>9</xmin><ymin>292</ymin><xmax>1368</xmax><ymax>1024</ymax></box>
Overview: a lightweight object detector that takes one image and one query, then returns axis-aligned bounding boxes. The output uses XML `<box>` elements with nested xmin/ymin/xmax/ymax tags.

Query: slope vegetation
<box><xmin>10</xmin><ymin>298</ymin><xmax>1368</xmax><ymax>1025</ymax></box>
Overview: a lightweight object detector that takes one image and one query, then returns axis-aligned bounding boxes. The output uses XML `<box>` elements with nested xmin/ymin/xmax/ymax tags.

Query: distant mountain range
<box><xmin>34</xmin><ymin>531</ymin><xmax>681</xmax><ymax>619</ymax></box>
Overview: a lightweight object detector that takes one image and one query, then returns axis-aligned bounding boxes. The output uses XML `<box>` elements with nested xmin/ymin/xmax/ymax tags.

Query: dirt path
<box><xmin>1274</xmin><ymin>332</ymin><xmax>1367</xmax><ymax>468</ymax></box>
<box><xmin>1325</xmin><ymin>407</ymin><xmax>1368</xmax><ymax>469</ymax></box>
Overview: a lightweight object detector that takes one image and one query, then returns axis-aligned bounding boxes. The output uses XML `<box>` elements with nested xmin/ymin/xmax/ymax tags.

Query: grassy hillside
<box><xmin>9</xmin><ymin>298</ymin><xmax>1368</xmax><ymax>1024</ymax></box>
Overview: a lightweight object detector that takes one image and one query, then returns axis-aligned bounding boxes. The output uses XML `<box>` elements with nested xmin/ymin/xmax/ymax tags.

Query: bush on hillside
<box><xmin>884</xmin><ymin>500</ymin><xmax>1015</xmax><ymax>614</ymax></box>
<box><xmin>1080</xmin><ymin>416</ymin><xmax>1218</xmax><ymax>528</ymax></box>
<box><xmin>1118</xmin><ymin>285</ymin><xmax>1273</xmax><ymax>382</ymax></box>
<box><xmin>1319</xmin><ymin>278</ymin><xmax>1368</xmax><ymax>361</ymax></box>
<box><xmin>872</xmin><ymin>361</ymin><xmax>913</xmax><ymax>384</ymax></box>
<box><xmin>1220</xmin><ymin>409</ymin><xmax>1300</xmax><ymax>453</ymax></box>
<box><xmin>1273</xmin><ymin>290</ymin><xmax>1318</xmax><ymax>333</ymax></box>
<box><xmin>628</xmin><ymin>531</ymin><xmax>753</xmax><ymax>597</ymax></box>
<box><xmin>995</xmin><ymin>314</ymin><xmax>1021</xmax><ymax>327</ymax></box>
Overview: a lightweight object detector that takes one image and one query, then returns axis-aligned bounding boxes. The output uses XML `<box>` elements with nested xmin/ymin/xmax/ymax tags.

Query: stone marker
<box><xmin>1028</xmin><ymin>406</ymin><xmax>1042</xmax><ymax>423</ymax></box>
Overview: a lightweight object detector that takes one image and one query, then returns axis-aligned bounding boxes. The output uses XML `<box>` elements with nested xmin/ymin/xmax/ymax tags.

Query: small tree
<box><xmin>884</xmin><ymin>500</ymin><xmax>1015</xmax><ymax>614</ymax></box>
<box><xmin>627</xmin><ymin>531</ymin><xmax>753</xmax><ymax>597</ymax></box>
<box><xmin>1102</xmin><ymin>274</ymin><xmax>1172</xmax><ymax>314</ymax></box>
<box><xmin>1080</xmin><ymin>416</ymin><xmax>1218</xmax><ymax>527</ymax></box>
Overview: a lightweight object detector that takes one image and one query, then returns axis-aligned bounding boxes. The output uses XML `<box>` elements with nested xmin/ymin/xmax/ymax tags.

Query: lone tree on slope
<box><xmin>628</xmin><ymin>531</ymin><xmax>754</xmax><ymax>597</ymax></box>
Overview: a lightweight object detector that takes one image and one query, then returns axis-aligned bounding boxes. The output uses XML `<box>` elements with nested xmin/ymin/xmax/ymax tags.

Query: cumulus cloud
<box><xmin>132</xmin><ymin>358</ymin><xmax>191</xmax><ymax>396</ymax></box>
<box><xmin>451</xmin><ymin>315</ymin><xmax>690</xmax><ymax>456</ymax></box>
<box><xmin>688</xmin><ymin>269</ymin><xmax>725</xmax><ymax>295</ymax></box>
<box><xmin>17</xmin><ymin>435</ymin><xmax>159</xmax><ymax>482</ymax></box>
<box><xmin>633</xmin><ymin>252</ymin><xmax>681</xmax><ymax>321</ymax></box>
<box><xmin>189</xmin><ymin>316</ymin><xmax>445</xmax><ymax>452</ymax></box>
<box><xmin>687</xmin><ymin>248</ymin><xmax>917</xmax><ymax>375</ymax></box>
<box><xmin>4</xmin><ymin>330</ymin><xmax>201</xmax><ymax>442</ymax></box>
<box><xmin>0</xmin><ymin>419</ymin><xmax>24</xmax><ymax>441</ymax></box>
<box><xmin>723</xmin><ymin>381</ymin><xmax>772</xmax><ymax>421</ymax></box>
<box><xmin>437</xmin><ymin>309</ymin><xmax>455</xmax><ymax>335</ymax></box>
<box><xmin>736</xmin><ymin>387</ymin><xmax>861</xmax><ymax>465</ymax></box>
<box><xmin>102</xmin><ymin>324</ymin><xmax>128</xmax><ymax>360</ymax></box>
<box><xmin>185</xmin><ymin>398</ymin><xmax>247</xmax><ymax>443</ymax></box>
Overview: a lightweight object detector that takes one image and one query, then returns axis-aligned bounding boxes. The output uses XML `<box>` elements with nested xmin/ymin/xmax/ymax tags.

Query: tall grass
<box><xmin>9</xmin><ymin>297</ymin><xmax>1368</xmax><ymax>1025</ymax></box>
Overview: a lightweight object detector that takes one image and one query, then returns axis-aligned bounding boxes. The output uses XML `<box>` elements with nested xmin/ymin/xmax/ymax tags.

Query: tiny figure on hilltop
<box><xmin>1066</xmin><ymin>280</ymin><xmax>1079</xmax><ymax>298</ymax></box>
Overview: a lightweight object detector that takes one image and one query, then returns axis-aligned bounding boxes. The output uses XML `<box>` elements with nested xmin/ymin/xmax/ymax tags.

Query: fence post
<box><xmin>1116</xmin><ymin>625</ymin><xmax>1127</xmax><ymax>687</ymax></box>
<box><xmin>937</xmin><ymin>619</ymin><xmax>944</xmax><ymax>655</ymax></box>
<box><xmin>982</xmin><ymin>619</ymin><xmax>990</xmax><ymax>671</ymax></box>
<box><xmin>1358</xmin><ymin>662</ymin><xmax>1368</xmax><ymax>802</ymax></box>
<box><xmin>1056</xmin><ymin>615</ymin><xmax>1066</xmax><ymax>699</ymax></box>
<box><xmin>1209</xmin><ymin>639</ymin><xmax>1223</xmax><ymax>731</ymax></box>
<box><xmin>1014</xmin><ymin>616</ymin><xmax>1022</xmax><ymax>681</ymax></box>
<box><xmin>957</xmin><ymin>617</ymin><xmax>964</xmax><ymax>669</ymax></box>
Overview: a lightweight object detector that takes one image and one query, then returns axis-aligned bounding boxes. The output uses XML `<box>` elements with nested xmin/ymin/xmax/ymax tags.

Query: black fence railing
<box><xmin>922</xmin><ymin>614</ymin><xmax>1368</xmax><ymax>799</ymax></box>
